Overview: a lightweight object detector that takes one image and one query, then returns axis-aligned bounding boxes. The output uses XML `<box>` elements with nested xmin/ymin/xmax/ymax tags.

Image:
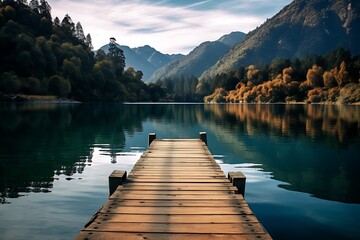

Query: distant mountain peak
<box><xmin>147</xmin><ymin>31</ymin><xmax>246</xmax><ymax>82</ymax></box>
<box><xmin>98</xmin><ymin>44</ymin><xmax>184</xmax><ymax>81</ymax></box>
<box><xmin>217</xmin><ymin>31</ymin><xmax>246</xmax><ymax>47</ymax></box>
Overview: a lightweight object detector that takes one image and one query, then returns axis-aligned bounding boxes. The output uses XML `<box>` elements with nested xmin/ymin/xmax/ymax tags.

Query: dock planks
<box><xmin>77</xmin><ymin>137</ymin><xmax>272</xmax><ymax>240</ymax></box>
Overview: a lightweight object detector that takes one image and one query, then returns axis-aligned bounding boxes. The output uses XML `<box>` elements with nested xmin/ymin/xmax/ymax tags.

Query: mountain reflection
<box><xmin>202</xmin><ymin>104</ymin><xmax>360</xmax><ymax>203</ymax></box>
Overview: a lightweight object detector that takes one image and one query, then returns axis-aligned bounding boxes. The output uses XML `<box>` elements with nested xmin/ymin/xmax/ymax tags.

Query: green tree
<box><xmin>75</xmin><ymin>22</ymin><xmax>85</xmax><ymax>42</ymax></box>
<box><xmin>39</xmin><ymin>0</ymin><xmax>51</xmax><ymax>20</ymax></box>
<box><xmin>0</xmin><ymin>72</ymin><xmax>21</xmax><ymax>93</ymax></box>
<box><xmin>48</xmin><ymin>75</ymin><xmax>71</xmax><ymax>97</ymax></box>
<box><xmin>29</xmin><ymin>0</ymin><xmax>40</xmax><ymax>12</ymax></box>
<box><xmin>85</xmin><ymin>33</ymin><xmax>93</xmax><ymax>50</ymax></box>
<box><xmin>61</xmin><ymin>14</ymin><xmax>75</xmax><ymax>37</ymax></box>
<box><xmin>108</xmin><ymin>37</ymin><xmax>125</xmax><ymax>76</ymax></box>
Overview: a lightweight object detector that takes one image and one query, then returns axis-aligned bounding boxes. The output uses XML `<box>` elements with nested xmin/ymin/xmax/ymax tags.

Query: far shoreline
<box><xmin>1</xmin><ymin>94</ymin><xmax>359</xmax><ymax>105</ymax></box>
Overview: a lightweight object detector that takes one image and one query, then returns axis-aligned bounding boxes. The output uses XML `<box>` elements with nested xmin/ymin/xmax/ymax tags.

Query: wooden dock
<box><xmin>76</xmin><ymin>133</ymin><xmax>272</xmax><ymax>240</ymax></box>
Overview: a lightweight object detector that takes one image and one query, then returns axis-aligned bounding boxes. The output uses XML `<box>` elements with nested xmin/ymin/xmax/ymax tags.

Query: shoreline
<box><xmin>1</xmin><ymin>94</ymin><xmax>358</xmax><ymax>105</ymax></box>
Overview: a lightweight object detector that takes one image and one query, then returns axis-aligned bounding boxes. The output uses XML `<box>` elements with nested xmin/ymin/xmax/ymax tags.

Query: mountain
<box><xmin>99</xmin><ymin>44</ymin><xmax>184</xmax><ymax>81</ymax></box>
<box><xmin>133</xmin><ymin>45</ymin><xmax>183</xmax><ymax>68</ymax></box>
<box><xmin>200</xmin><ymin>0</ymin><xmax>360</xmax><ymax>81</ymax></box>
<box><xmin>217</xmin><ymin>31</ymin><xmax>247</xmax><ymax>47</ymax></box>
<box><xmin>147</xmin><ymin>31</ymin><xmax>246</xmax><ymax>82</ymax></box>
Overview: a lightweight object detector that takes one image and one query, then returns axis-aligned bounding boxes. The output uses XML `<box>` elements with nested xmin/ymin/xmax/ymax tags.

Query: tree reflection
<box><xmin>202</xmin><ymin>104</ymin><xmax>360</xmax><ymax>203</ymax></box>
<box><xmin>0</xmin><ymin>103</ymin><xmax>151</xmax><ymax>202</ymax></box>
<box><xmin>203</xmin><ymin>104</ymin><xmax>360</xmax><ymax>144</ymax></box>
<box><xmin>1</xmin><ymin>103</ymin><xmax>359</xmax><ymax>204</ymax></box>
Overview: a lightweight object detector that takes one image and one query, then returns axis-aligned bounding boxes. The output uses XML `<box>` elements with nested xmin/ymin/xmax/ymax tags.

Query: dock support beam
<box><xmin>199</xmin><ymin>132</ymin><xmax>207</xmax><ymax>145</ymax></box>
<box><xmin>109</xmin><ymin>170</ymin><xmax>127</xmax><ymax>196</ymax></box>
<box><xmin>228</xmin><ymin>171</ymin><xmax>246</xmax><ymax>196</ymax></box>
<box><xmin>148</xmin><ymin>133</ymin><xmax>156</xmax><ymax>146</ymax></box>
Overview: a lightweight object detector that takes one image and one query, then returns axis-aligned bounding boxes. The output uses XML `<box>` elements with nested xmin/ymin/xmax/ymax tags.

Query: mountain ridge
<box><xmin>99</xmin><ymin>44</ymin><xmax>184</xmax><ymax>81</ymax></box>
<box><xmin>200</xmin><ymin>0</ymin><xmax>360</xmax><ymax>82</ymax></box>
<box><xmin>147</xmin><ymin>31</ymin><xmax>246</xmax><ymax>82</ymax></box>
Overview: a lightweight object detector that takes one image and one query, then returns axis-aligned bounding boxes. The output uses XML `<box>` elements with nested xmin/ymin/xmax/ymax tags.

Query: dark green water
<box><xmin>0</xmin><ymin>103</ymin><xmax>359</xmax><ymax>239</ymax></box>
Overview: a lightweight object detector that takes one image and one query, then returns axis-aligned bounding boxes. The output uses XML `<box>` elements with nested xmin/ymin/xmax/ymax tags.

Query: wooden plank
<box><xmin>100</xmin><ymin>206</ymin><xmax>252</xmax><ymax>215</ymax></box>
<box><xmin>132</xmin><ymin>166</ymin><xmax>220</xmax><ymax>169</ymax></box>
<box><xmin>132</xmin><ymin>167</ymin><xmax>222</xmax><ymax>170</ymax></box>
<box><xmin>136</xmin><ymin>159</ymin><xmax>218</xmax><ymax>162</ymax></box>
<box><xmin>138</xmin><ymin>157</ymin><xmax>216</xmax><ymax>160</ymax></box>
<box><xmin>114</xmin><ymin>190</ymin><xmax>236</xmax><ymax>195</ymax></box>
<box><xmin>147</xmin><ymin>149</ymin><xmax>208</xmax><ymax>152</ymax></box>
<box><xmin>84</xmin><ymin>222</ymin><xmax>266</xmax><ymax>234</ymax></box>
<box><xmin>94</xmin><ymin>214</ymin><xmax>259</xmax><ymax>223</ymax></box>
<box><xmin>76</xmin><ymin>232</ymin><xmax>272</xmax><ymax>240</ymax></box>
<box><xmin>131</xmin><ymin>169</ymin><xmax>222</xmax><ymax>173</ymax></box>
<box><xmin>142</xmin><ymin>154</ymin><xmax>213</xmax><ymax>158</ymax></box>
<box><xmin>134</xmin><ymin>163</ymin><xmax>219</xmax><ymax>166</ymax></box>
<box><xmin>117</xmin><ymin>186</ymin><xmax>237</xmax><ymax>191</ymax></box>
<box><xmin>102</xmin><ymin>199</ymin><xmax>248</xmax><ymax>207</ymax></box>
<box><xmin>125</xmin><ymin>182</ymin><xmax>233</xmax><ymax>187</ymax></box>
<box><xmin>126</xmin><ymin>178</ymin><xmax>230</xmax><ymax>183</ymax></box>
<box><xmin>127</xmin><ymin>175</ymin><xmax>226</xmax><ymax>179</ymax></box>
<box><xmin>109</xmin><ymin>194</ymin><xmax>241</xmax><ymax>200</ymax></box>
<box><xmin>128</xmin><ymin>172</ymin><xmax>225</xmax><ymax>176</ymax></box>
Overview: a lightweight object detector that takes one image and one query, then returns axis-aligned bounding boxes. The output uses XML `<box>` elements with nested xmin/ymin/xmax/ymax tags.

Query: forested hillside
<box><xmin>0</xmin><ymin>0</ymin><xmax>161</xmax><ymax>102</ymax></box>
<box><xmin>202</xmin><ymin>48</ymin><xmax>360</xmax><ymax>104</ymax></box>
<box><xmin>199</xmin><ymin>0</ymin><xmax>360</xmax><ymax>88</ymax></box>
<box><xmin>148</xmin><ymin>31</ymin><xmax>246</xmax><ymax>83</ymax></box>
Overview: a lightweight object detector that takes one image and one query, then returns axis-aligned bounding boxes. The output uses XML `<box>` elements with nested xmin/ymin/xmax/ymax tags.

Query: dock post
<box><xmin>199</xmin><ymin>132</ymin><xmax>207</xmax><ymax>145</ymax></box>
<box><xmin>228</xmin><ymin>171</ymin><xmax>246</xmax><ymax>196</ymax></box>
<box><xmin>148</xmin><ymin>133</ymin><xmax>156</xmax><ymax>146</ymax></box>
<box><xmin>109</xmin><ymin>170</ymin><xmax>127</xmax><ymax>196</ymax></box>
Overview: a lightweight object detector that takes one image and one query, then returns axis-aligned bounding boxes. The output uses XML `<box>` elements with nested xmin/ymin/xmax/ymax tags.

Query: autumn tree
<box><xmin>335</xmin><ymin>61</ymin><xmax>349</xmax><ymax>87</ymax></box>
<box><xmin>306</xmin><ymin>65</ymin><xmax>324</xmax><ymax>87</ymax></box>
<box><xmin>323</xmin><ymin>70</ymin><xmax>337</xmax><ymax>88</ymax></box>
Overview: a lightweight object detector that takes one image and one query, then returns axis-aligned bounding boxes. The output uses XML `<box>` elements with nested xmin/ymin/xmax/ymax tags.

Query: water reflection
<box><xmin>0</xmin><ymin>103</ymin><xmax>359</xmax><ymax>204</ymax></box>
<box><xmin>0</xmin><ymin>103</ymin><xmax>150</xmax><ymax>202</ymax></box>
<box><xmin>202</xmin><ymin>104</ymin><xmax>360</xmax><ymax>203</ymax></box>
<box><xmin>203</xmin><ymin>104</ymin><xmax>360</xmax><ymax>144</ymax></box>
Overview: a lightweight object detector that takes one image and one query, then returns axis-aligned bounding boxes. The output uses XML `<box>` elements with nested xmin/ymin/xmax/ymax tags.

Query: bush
<box><xmin>0</xmin><ymin>72</ymin><xmax>21</xmax><ymax>93</ymax></box>
<box><xmin>48</xmin><ymin>75</ymin><xmax>71</xmax><ymax>97</ymax></box>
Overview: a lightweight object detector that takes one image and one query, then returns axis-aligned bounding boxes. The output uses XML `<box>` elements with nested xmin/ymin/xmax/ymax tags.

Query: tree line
<box><xmin>1</xmin><ymin>0</ymin><xmax>359</xmax><ymax>103</ymax></box>
<box><xmin>0</xmin><ymin>0</ymin><xmax>163</xmax><ymax>102</ymax></box>
<box><xmin>199</xmin><ymin>48</ymin><xmax>360</xmax><ymax>104</ymax></box>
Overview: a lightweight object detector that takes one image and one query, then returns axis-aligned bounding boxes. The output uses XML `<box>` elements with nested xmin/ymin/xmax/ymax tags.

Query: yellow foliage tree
<box><xmin>306</xmin><ymin>65</ymin><xmax>324</xmax><ymax>87</ymax></box>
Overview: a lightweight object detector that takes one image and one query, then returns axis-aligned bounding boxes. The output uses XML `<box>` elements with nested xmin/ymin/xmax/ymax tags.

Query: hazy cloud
<box><xmin>47</xmin><ymin>0</ymin><xmax>291</xmax><ymax>54</ymax></box>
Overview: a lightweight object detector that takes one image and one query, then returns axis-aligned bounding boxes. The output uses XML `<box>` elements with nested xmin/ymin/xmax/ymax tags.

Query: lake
<box><xmin>0</xmin><ymin>103</ymin><xmax>359</xmax><ymax>240</ymax></box>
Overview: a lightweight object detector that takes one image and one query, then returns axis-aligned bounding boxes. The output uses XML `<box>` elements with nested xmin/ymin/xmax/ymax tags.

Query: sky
<box><xmin>47</xmin><ymin>0</ymin><xmax>292</xmax><ymax>54</ymax></box>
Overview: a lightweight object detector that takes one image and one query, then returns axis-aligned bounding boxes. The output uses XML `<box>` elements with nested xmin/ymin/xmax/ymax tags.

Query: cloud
<box><xmin>47</xmin><ymin>0</ymin><xmax>291</xmax><ymax>54</ymax></box>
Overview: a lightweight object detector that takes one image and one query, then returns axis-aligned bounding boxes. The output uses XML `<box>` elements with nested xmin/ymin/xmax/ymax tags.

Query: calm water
<box><xmin>0</xmin><ymin>103</ymin><xmax>359</xmax><ymax>240</ymax></box>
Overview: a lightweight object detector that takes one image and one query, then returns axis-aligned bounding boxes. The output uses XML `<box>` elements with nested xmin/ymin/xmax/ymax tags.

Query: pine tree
<box><xmin>85</xmin><ymin>33</ymin><xmax>93</xmax><ymax>50</ymax></box>
<box><xmin>75</xmin><ymin>22</ymin><xmax>85</xmax><ymax>42</ymax></box>
<box><xmin>29</xmin><ymin>0</ymin><xmax>40</xmax><ymax>12</ymax></box>
<box><xmin>61</xmin><ymin>14</ymin><xmax>75</xmax><ymax>36</ymax></box>
<box><xmin>53</xmin><ymin>17</ymin><xmax>60</xmax><ymax>26</ymax></box>
<box><xmin>108</xmin><ymin>37</ymin><xmax>125</xmax><ymax>76</ymax></box>
<box><xmin>39</xmin><ymin>0</ymin><xmax>51</xmax><ymax>20</ymax></box>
